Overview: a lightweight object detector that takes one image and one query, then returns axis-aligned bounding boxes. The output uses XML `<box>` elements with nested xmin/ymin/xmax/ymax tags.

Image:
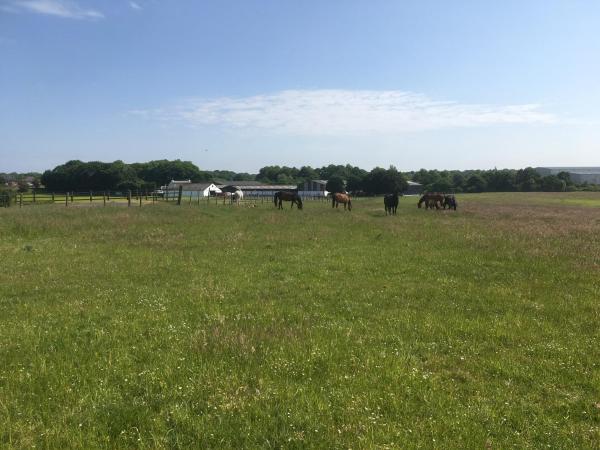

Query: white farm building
<box><xmin>165</xmin><ymin>181</ymin><xmax>222</xmax><ymax>199</ymax></box>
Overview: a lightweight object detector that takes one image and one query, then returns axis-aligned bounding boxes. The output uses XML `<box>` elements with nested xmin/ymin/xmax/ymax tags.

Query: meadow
<box><xmin>1</xmin><ymin>193</ymin><xmax>599</xmax><ymax>449</ymax></box>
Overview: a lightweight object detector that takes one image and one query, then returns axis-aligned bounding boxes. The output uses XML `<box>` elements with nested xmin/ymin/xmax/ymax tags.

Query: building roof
<box><xmin>180</xmin><ymin>183</ymin><xmax>219</xmax><ymax>191</ymax></box>
<box><xmin>221</xmin><ymin>183</ymin><xmax>297</xmax><ymax>191</ymax></box>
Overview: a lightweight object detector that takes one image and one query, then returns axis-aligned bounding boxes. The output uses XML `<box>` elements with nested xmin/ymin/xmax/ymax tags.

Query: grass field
<box><xmin>1</xmin><ymin>193</ymin><xmax>599</xmax><ymax>449</ymax></box>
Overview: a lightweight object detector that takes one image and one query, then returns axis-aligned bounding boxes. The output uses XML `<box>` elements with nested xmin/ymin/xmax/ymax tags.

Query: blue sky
<box><xmin>1</xmin><ymin>0</ymin><xmax>599</xmax><ymax>173</ymax></box>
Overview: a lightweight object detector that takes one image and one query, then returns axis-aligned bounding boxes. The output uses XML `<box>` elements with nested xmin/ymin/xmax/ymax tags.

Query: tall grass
<box><xmin>1</xmin><ymin>193</ymin><xmax>599</xmax><ymax>448</ymax></box>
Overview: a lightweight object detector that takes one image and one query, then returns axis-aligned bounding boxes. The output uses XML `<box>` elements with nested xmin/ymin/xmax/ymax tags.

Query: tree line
<box><xmin>4</xmin><ymin>160</ymin><xmax>597</xmax><ymax>194</ymax></box>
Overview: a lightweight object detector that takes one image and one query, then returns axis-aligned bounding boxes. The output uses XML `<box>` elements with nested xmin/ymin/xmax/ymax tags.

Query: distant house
<box><xmin>535</xmin><ymin>167</ymin><xmax>600</xmax><ymax>184</ymax></box>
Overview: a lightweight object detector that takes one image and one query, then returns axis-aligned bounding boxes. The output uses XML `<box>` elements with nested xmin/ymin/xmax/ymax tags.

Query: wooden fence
<box><xmin>4</xmin><ymin>188</ymin><xmax>330</xmax><ymax>208</ymax></box>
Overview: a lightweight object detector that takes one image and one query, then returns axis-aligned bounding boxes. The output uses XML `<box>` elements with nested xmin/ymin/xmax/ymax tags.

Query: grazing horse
<box><xmin>384</xmin><ymin>193</ymin><xmax>400</xmax><ymax>215</ymax></box>
<box><xmin>274</xmin><ymin>191</ymin><xmax>303</xmax><ymax>209</ymax></box>
<box><xmin>418</xmin><ymin>193</ymin><xmax>444</xmax><ymax>209</ymax></box>
<box><xmin>332</xmin><ymin>193</ymin><xmax>352</xmax><ymax>211</ymax></box>
<box><xmin>443</xmin><ymin>194</ymin><xmax>457</xmax><ymax>210</ymax></box>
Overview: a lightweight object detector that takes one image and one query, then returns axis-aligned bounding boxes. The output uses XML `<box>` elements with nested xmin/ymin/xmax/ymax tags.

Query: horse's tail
<box><xmin>348</xmin><ymin>198</ymin><xmax>352</xmax><ymax>211</ymax></box>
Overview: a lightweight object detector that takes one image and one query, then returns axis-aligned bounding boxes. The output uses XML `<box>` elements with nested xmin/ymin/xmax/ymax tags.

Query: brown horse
<box><xmin>418</xmin><ymin>193</ymin><xmax>444</xmax><ymax>209</ymax></box>
<box><xmin>274</xmin><ymin>191</ymin><xmax>303</xmax><ymax>209</ymax></box>
<box><xmin>332</xmin><ymin>193</ymin><xmax>352</xmax><ymax>211</ymax></box>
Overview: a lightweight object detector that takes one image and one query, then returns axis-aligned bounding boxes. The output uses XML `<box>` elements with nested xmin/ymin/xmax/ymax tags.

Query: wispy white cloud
<box><xmin>129</xmin><ymin>1</ymin><xmax>141</xmax><ymax>10</ymax></box>
<box><xmin>2</xmin><ymin>0</ymin><xmax>104</xmax><ymax>19</ymax></box>
<box><xmin>132</xmin><ymin>89</ymin><xmax>557</xmax><ymax>135</ymax></box>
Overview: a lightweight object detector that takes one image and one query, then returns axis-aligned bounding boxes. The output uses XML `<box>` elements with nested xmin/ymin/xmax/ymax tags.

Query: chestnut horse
<box><xmin>418</xmin><ymin>193</ymin><xmax>444</xmax><ymax>210</ymax></box>
<box><xmin>332</xmin><ymin>193</ymin><xmax>352</xmax><ymax>211</ymax></box>
<box><xmin>274</xmin><ymin>191</ymin><xmax>303</xmax><ymax>209</ymax></box>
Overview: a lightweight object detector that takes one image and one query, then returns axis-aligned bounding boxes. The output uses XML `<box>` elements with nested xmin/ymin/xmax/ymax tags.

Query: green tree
<box><xmin>541</xmin><ymin>175</ymin><xmax>567</xmax><ymax>192</ymax></box>
<box><xmin>465</xmin><ymin>174</ymin><xmax>487</xmax><ymax>193</ymax></box>
<box><xmin>515</xmin><ymin>167</ymin><xmax>541</xmax><ymax>191</ymax></box>
<box><xmin>363</xmin><ymin>166</ymin><xmax>408</xmax><ymax>195</ymax></box>
<box><xmin>326</xmin><ymin>176</ymin><xmax>345</xmax><ymax>193</ymax></box>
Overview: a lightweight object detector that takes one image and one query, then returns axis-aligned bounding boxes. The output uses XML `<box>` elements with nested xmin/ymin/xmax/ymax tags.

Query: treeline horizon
<box><xmin>2</xmin><ymin>159</ymin><xmax>599</xmax><ymax>194</ymax></box>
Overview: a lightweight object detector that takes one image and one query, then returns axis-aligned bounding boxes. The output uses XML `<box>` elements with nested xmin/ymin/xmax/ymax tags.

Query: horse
<box><xmin>233</xmin><ymin>189</ymin><xmax>244</xmax><ymax>205</ymax></box>
<box><xmin>216</xmin><ymin>191</ymin><xmax>232</xmax><ymax>204</ymax></box>
<box><xmin>332</xmin><ymin>193</ymin><xmax>352</xmax><ymax>211</ymax></box>
<box><xmin>384</xmin><ymin>193</ymin><xmax>401</xmax><ymax>215</ymax></box>
<box><xmin>274</xmin><ymin>191</ymin><xmax>303</xmax><ymax>209</ymax></box>
<box><xmin>418</xmin><ymin>193</ymin><xmax>444</xmax><ymax>209</ymax></box>
<box><xmin>443</xmin><ymin>194</ymin><xmax>457</xmax><ymax>210</ymax></box>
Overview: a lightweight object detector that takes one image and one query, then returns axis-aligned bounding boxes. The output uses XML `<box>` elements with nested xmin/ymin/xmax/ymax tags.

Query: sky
<box><xmin>1</xmin><ymin>0</ymin><xmax>599</xmax><ymax>173</ymax></box>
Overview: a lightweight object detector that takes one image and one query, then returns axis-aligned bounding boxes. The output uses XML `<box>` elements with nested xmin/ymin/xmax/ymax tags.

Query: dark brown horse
<box><xmin>384</xmin><ymin>193</ymin><xmax>400</xmax><ymax>215</ymax></box>
<box><xmin>274</xmin><ymin>191</ymin><xmax>303</xmax><ymax>209</ymax></box>
<box><xmin>443</xmin><ymin>194</ymin><xmax>457</xmax><ymax>210</ymax></box>
<box><xmin>418</xmin><ymin>193</ymin><xmax>444</xmax><ymax>209</ymax></box>
<box><xmin>332</xmin><ymin>193</ymin><xmax>352</xmax><ymax>211</ymax></box>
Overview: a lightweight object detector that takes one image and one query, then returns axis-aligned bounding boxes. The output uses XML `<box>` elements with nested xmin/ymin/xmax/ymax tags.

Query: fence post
<box><xmin>177</xmin><ymin>185</ymin><xmax>183</xmax><ymax>205</ymax></box>
<box><xmin>33</xmin><ymin>190</ymin><xmax>36</xmax><ymax>203</ymax></box>
<box><xmin>103</xmin><ymin>192</ymin><xmax>106</xmax><ymax>207</ymax></box>
<box><xmin>51</xmin><ymin>192</ymin><xmax>55</xmax><ymax>203</ymax></box>
<box><xmin>90</xmin><ymin>191</ymin><xmax>93</xmax><ymax>203</ymax></box>
<box><xmin>128</xmin><ymin>190</ymin><xmax>131</xmax><ymax>207</ymax></box>
<box><xmin>65</xmin><ymin>193</ymin><xmax>68</xmax><ymax>207</ymax></box>
<box><xmin>139</xmin><ymin>193</ymin><xmax>142</xmax><ymax>207</ymax></box>
<box><xmin>19</xmin><ymin>193</ymin><xmax>22</xmax><ymax>207</ymax></box>
<box><xmin>70</xmin><ymin>193</ymin><xmax>74</xmax><ymax>203</ymax></box>
<box><xmin>198</xmin><ymin>190</ymin><xmax>201</xmax><ymax>205</ymax></box>
<box><xmin>107</xmin><ymin>191</ymin><xmax>111</xmax><ymax>201</ymax></box>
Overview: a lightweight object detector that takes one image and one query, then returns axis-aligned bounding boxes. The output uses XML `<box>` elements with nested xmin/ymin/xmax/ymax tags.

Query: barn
<box><xmin>166</xmin><ymin>181</ymin><xmax>222</xmax><ymax>198</ymax></box>
<box><xmin>404</xmin><ymin>181</ymin><xmax>423</xmax><ymax>195</ymax></box>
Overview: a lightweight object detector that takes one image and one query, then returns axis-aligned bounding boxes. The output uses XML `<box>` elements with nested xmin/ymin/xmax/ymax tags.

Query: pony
<box><xmin>332</xmin><ymin>193</ymin><xmax>352</xmax><ymax>211</ymax></box>
<box><xmin>274</xmin><ymin>191</ymin><xmax>303</xmax><ymax>209</ymax></box>
<box><xmin>443</xmin><ymin>194</ymin><xmax>457</xmax><ymax>210</ymax></box>
<box><xmin>216</xmin><ymin>191</ymin><xmax>232</xmax><ymax>204</ymax></box>
<box><xmin>418</xmin><ymin>193</ymin><xmax>444</xmax><ymax>209</ymax></box>
<box><xmin>384</xmin><ymin>193</ymin><xmax>400</xmax><ymax>215</ymax></box>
